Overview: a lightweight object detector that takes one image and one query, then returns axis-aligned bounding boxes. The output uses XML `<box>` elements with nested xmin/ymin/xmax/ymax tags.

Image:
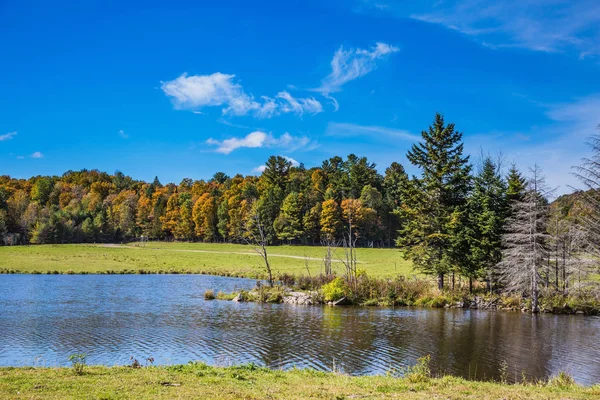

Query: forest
<box><xmin>1</xmin><ymin>114</ymin><xmax>598</xmax><ymax>310</ymax></box>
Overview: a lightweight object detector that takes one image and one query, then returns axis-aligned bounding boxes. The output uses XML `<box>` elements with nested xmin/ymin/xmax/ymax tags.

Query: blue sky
<box><xmin>1</xmin><ymin>0</ymin><xmax>599</xmax><ymax>194</ymax></box>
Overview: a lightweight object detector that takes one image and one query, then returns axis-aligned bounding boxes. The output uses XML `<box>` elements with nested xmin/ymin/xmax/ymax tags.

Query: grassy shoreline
<box><xmin>1</xmin><ymin>363</ymin><xmax>598</xmax><ymax>399</ymax></box>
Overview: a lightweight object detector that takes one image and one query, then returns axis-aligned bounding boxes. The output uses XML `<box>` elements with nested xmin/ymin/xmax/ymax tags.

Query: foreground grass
<box><xmin>0</xmin><ymin>363</ymin><xmax>597</xmax><ymax>400</ymax></box>
<box><xmin>0</xmin><ymin>242</ymin><xmax>413</xmax><ymax>278</ymax></box>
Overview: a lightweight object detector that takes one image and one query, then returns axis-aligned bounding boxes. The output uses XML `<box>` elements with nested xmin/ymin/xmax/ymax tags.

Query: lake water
<box><xmin>1</xmin><ymin>274</ymin><xmax>599</xmax><ymax>385</ymax></box>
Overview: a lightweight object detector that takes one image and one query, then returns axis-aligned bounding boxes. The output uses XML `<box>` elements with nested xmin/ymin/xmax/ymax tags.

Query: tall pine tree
<box><xmin>465</xmin><ymin>157</ymin><xmax>507</xmax><ymax>292</ymax></box>
<box><xmin>397</xmin><ymin>114</ymin><xmax>471</xmax><ymax>289</ymax></box>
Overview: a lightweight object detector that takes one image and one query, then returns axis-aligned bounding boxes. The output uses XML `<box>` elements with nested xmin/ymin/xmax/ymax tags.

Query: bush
<box><xmin>278</xmin><ymin>273</ymin><xmax>295</xmax><ymax>287</ymax></box>
<box><xmin>547</xmin><ymin>371</ymin><xmax>576</xmax><ymax>389</ymax></box>
<box><xmin>204</xmin><ymin>289</ymin><xmax>215</xmax><ymax>300</ymax></box>
<box><xmin>322</xmin><ymin>277</ymin><xmax>347</xmax><ymax>302</ymax></box>
<box><xmin>403</xmin><ymin>355</ymin><xmax>431</xmax><ymax>383</ymax></box>
<box><xmin>68</xmin><ymin>353</ymin><xmax>86</xmax><ymax>375</ymax></box>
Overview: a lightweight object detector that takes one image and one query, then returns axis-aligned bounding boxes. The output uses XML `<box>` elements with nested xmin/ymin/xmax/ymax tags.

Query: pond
<box><xmin>0</xmin><ymin>274</ymin><xmax>599</xmax><ymax>385</ymax></box>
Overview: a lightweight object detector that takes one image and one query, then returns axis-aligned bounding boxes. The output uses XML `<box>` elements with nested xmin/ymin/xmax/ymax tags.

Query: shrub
<box><xmin>322</xmin><ymin>277</ymin><xmax>347</xmax><ymax>302</ymax></box>
<box><xmin>278</xmin><ymin>273</ymin><xmax>295</xmax><ymax>287</ymax></box>
<box><xmin>68</xmin><ymin>353</ymin><xmax>86</xmax><ymax>375</ymax></box>
<box><xmin>403</xmin><ymin>355</ymin><xmax>431</xmax><ymax>383</ymax></box>
<box><xmin>547</xmin><ymin>371</ymin><xmax>576</xmax><ymax>388</ymax></box>
<box><xmin>204</xmin><ymin>289</ymin><xmax>215</xmax><ymax>300</ymax></box>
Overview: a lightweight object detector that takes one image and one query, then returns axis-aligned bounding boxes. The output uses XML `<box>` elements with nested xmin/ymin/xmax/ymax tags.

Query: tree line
<box><xmin>1</xmin><ymin>114</ymin><xmax>598</xmax><ymax>307</ymax></box>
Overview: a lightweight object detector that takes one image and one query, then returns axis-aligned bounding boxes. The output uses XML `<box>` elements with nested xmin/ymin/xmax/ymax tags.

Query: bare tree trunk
<box><xmin>243</xmin><ymin>209</ymin><xmax>274</xmax><ymax>287</ymax></box>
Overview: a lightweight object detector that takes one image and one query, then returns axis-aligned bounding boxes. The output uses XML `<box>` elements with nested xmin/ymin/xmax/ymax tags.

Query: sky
<box><xmin>1</xmin><ymin>0</ymin><xmax>599</xmax><ymax>194</ymax></box>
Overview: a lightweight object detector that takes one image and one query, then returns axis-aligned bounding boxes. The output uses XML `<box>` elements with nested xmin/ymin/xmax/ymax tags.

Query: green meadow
<box><xmin>0</xmin><ymin>242</ymin><xmax>414</xmax><ymax>278</ymax></box>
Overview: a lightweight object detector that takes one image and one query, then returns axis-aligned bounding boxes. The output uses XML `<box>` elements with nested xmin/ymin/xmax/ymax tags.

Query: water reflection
<box><xmin>0</xmin><ymin>275</ymin><xmax>598</xmax><ymax>385</ymax></box>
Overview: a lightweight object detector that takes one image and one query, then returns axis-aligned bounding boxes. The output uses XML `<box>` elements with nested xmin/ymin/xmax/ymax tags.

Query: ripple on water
<box><xmin>0</xmin><ymin>275</ymin><xmax>599</xmax><ymax>384</ymax></box>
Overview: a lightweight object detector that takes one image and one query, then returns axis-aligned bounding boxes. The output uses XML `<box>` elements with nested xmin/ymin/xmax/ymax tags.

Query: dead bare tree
<box><xmin>320</xmin><ymin>237</ymin><xmax>337</xmax><ymax>276</ymax></box>
<box><xmin>572</xmin><ymin>127</ymin><xmax>600</xmax><ymax>278</ymax></box>
<box><xmin>341</xmin><ymin>201</ymin><xmax>359</xmax><ymax>290</ymax></box>
<box><xmin>242</xmin><ymin>208</ymin><xmax>274</xmax><ymax>287</ymax></box>
<box><xmin>497</xmin><ymin>165</ymin><xmax>552</xmax><ymax>312</ymax></box>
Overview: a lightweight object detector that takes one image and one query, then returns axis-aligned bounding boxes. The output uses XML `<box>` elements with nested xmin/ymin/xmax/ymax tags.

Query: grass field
<box><xmin>0</xmin><ymin>363</ymin><xmax>597</xmax><ymax>400</ymax></box>
<box><xmin>0</xmin><ymin>242</ymin><xmax>414</xmax><ymax>278</ymax></box>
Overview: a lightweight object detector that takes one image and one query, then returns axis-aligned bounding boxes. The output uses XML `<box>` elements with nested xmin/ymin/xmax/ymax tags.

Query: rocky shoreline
<box><xmin>224</xmin><ymin>288</ymin><xmax>597</xmax><ymax>315</ymax></box>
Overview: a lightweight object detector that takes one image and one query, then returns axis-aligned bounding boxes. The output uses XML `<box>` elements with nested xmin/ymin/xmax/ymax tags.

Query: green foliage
<box><xmin>68</xmin><ymin>353</ymin><xmax>87</xmax><ymax>375</ymax></box>
<box><xmin>322</xmin><ymin>277</ymin><xmax>347</xmax><ymax>302</ymax></box>
<box><xmin>463</xmin><ymin>157</ymin><xmax>508</xmax><ymax>285</ymax></box>
<box><xmin>401</xmin><ymin>355</ymin><xmax>432</xmax><ymax>383</ymax></box>
<box><xmin>396</xmin><ymin>114</ymin><xmax>472</xmax><ymax>288</ymax></box>
<box><xmin>274</xmin><ymin>192</ymin><xmax>303</xmax><ymax>242</ymax></box>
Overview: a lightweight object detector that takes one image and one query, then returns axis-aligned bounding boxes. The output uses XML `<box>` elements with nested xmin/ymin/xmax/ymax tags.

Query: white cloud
<box><xmin>0</xmin><ymin>131</ymin><xmax>17</xmax><ymax>141</ymax></box>
<box><xmin>326</xmin><ymin>122</ymin><xmax>419</xmax><ymax>141</ymax></box>
<box><xmin>276</xmin><ymin>91</ymin><xmax>323</xmax><ymax>115</ymax></box>
<box><xmin>317</xmin><ymin>42</ymin><xmax>399</xmax><ymax>95</ymax></box>
<box><xmin>118</xmin><ymin>129</ymin><xmax>129</xmax><ymax>139</ymax></box>
<box><xmin>399</xmin><ymin>0</ymin><xmax>600</xmax><ymax>58</ymax></box>
<box><xmin>253</xmin><ymin>165</ymin><xmax>267</xmax><ymax>173</ymax></box>
<box><xmin>16</xmin><ymin>156</ymin><xmax>24</xmax><ymax>160</ymax></box>
<box><xmin>281</xmin><ymin>155</ymin><xmax>300</xmax><ymax>167</ymax></box>
<box><xmin>161</xmin><ymin>73</ymin><xmax>322</xmax><ymax>118</ymax></box>
<box><xmin>31</xmin><ymin>151</ymin><xmax>43</xmax><ymax>159</ymax></box>
<box><xmin>206</xmin><ymin>131</ymin><xmax>314</xmax><ymax>154</ymax></box>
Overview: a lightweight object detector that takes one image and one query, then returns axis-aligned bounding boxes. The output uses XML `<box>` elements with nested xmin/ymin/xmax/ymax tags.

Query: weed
<box><xmin>68</xmin><ymin>353</ymin><xmax>86</xmax><ymax>375</ymax></box>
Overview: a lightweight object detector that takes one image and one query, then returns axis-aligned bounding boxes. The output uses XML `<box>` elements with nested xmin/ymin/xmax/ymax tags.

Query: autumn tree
<box><xmin>193</xmin><ymin>193</ymin><xmax>217</xmax><ymax>242</ymax></box>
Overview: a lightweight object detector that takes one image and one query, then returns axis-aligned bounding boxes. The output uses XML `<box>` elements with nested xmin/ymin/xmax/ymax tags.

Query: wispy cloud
<box><xmin>118</xmin><ymin>129</ymin><xmax>129</xmax><ymax>139</ymax></box>
<box><xmin>316</xmin><ymin>42</ymin><xmax>399</xmax><ymax>95</ymax></box>
<box><xmin>361</xmin><ymin>0</ymin><xmax>600</xmax><ymax>58</ymax></box>
<box><xmin>0</xmin><ymin>131</ymin><xmax>17</xmax><ymax>141</ymax></box>
<box><xmin>161</xmin><ymin>73</ymin><xmax>323</xmax><ymax>118</ymax></box>
<box><xmin>31</xmin><ymin>151</ymin><xmax>43</xmax><ymax>159</ymax></box>
<box><xmin>253</xmin><ymin>165</ymin><xmax>267</xmax><ymax>173</ymax></box>
<box><xmin>465</xmin><ymin>93</ymin><xmax>600</xmax><ymax>193</ymax></box>
<box><xmin>206</xmin><ymin>131</ymin><xmax>315</xmax><ymax>154</ymax></box>
<box><xmin>326</xmin><ymin>122</ymin><xmax>419</xmax><ymax>141</ymax></box>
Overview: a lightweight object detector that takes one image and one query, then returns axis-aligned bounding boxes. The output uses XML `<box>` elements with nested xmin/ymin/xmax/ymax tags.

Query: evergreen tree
<box><xmin>465</xmin><ymin>157</ymin><xmax>507</xmax><ymax>292</ymax></box>
<box><xmin>263</xmin><ymin>156</ymin><xmax>292</xmax><ymax>189</ymax></box>
<box><xmin>303</xmin><ymin>202</ymin><xmax>322</xmax><ymax>244</ymax></box>
<box><xmin>506</xmin><ymin>164</ymin><xmax>527</xmax><ymax>204</ymax></box>
<box><xmin>396</xmin><ymin>113</ymin><xmax>472</xmax><ymax>289</ymax></box>
<box><xmin>274</xmin><ymin>192</ymin><xmax>303</xmax><ymax>243</ymax></box>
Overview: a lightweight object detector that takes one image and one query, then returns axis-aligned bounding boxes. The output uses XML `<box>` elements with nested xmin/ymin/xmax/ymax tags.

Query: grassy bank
<box><xmin>1</xmin><ymin>363</ymin><xmax>598</xmax><ymax>400</ymax></box>
<box><xmin>0</xmin><ymin>242</ymin><xmax>412</xmax><ymax>277</ymax></box>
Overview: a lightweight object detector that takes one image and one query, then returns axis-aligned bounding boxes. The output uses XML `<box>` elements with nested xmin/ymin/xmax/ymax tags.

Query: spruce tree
<box><xmin>466</xmin><ymin>157</ymin><xmax>507</xmax><ymax>292</ymax></box>
<box><xmin>397</xmin><ymin>113</ymin><xmax>471</xmax><ymax>289</ymax></box>
<box><xmin>506</xmin><ymin>164</ymin><xmax>526</xmax><ymax>204</ymax></box>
